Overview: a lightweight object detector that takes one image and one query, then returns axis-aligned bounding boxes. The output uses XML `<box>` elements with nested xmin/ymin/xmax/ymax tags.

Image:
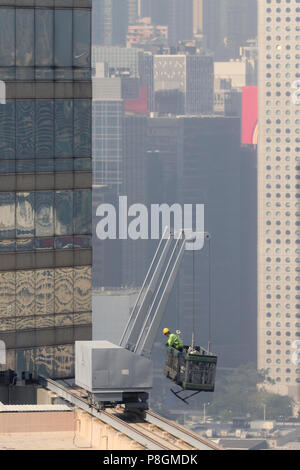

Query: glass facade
<box><xmin>0</xmin><ymin>7</ymin><xmax>91</xmax><ymax>81</ymax></box>
<box><xmin>0</xmin><ymin>99</ymin><xmax>91</xmax><ymax>174</ymax></box>
<box><xmin>0</xmin><ymin>0</ymin><xmax>92</xmax><ymax>379</ymax></box>
<box><xmin>93</xmin><ymin>100</ymin><xmax>123</xmax><ymax>189</ymax></box>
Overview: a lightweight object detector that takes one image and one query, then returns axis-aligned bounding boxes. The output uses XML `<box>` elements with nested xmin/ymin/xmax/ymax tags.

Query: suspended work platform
<box><xmin>164</xmin><ymin>346</ymin><xmax>217</xmax><ymax>403</ymax></box>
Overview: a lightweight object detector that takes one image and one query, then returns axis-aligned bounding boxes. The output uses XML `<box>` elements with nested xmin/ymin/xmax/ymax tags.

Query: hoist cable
<box><xmin>208</xmin><ymin>237</ymin><xmax>212</xmax><ymax>353</ymax></box>
<box><xmin>192</xmin><ymin>248</ymin><xmax>195</xmax><ymax>349</ymax></box>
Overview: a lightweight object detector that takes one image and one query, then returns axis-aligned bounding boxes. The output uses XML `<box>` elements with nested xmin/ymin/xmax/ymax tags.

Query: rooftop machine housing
<box><xmin>75</xmin><ymin>229</ymin><xmax>216</xmax><ymax>410</ymax></box>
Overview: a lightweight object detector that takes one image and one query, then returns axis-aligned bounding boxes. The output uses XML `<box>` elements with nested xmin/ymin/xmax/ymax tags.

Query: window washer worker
<box><xmin>163</xmin><ymin>328</ymin><xmax>183</xmax><ymax>351</ymax></box>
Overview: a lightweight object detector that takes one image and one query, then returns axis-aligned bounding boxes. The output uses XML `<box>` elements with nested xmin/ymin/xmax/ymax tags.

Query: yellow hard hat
<box><xmin>163</xmin><ymin>328</ymin><xmax>170</xmax><ymax>335</ymax></box>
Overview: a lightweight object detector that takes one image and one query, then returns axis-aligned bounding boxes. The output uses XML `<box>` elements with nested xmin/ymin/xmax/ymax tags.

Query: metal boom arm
<box><xmin>119</xmin><ymin>229</ymin><xmax>187</xmax><ymax>358</ymax></box>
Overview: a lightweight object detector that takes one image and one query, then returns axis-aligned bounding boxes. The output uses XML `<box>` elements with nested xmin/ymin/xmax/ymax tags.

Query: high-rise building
<box><xmin>257</xmin><ymin>0</ymin><xmax>300</xmax><ymax>404</ymax></box>
<box><xmin>128</xmin><ymin>0</ymin><xmax>138</xmax><ymax>25</ymax></box>
<box><xmin>92</xmin><ymin>78</ymin><xmax>126</xmax><ymax>191</ymax></box>
<box><xmin>154</xmin><ymin>54</ymin><xmax>214</xmax><ymax>115</ymax></box>
<box><xmin>121</xmin><ymin>115</ymin><xmax>148</xmax><ymax>286</ymax></box>
<box><xmin>167</xmin><ymin>0</ymin><xmax>194</xmax><ymax>48</ymax></box>
<box><xmin>0</xmin><ymin>1</ymin><xmax>92</xmax><ymax>378</ymax></box>
<box><xmin>147</xmin><ymin>116</ymin><xmax>257</xmax><ymax>367</ymax></box>
<box><xmin>93</xmin><ymin>46</ymin><xmax>142</xmax><ymax>77</ymax></box>
<box><xmin>140</xmin><ymin>0</ymin><xmax>168</xmax><ymax>26</ymax></box>
<box><xmin>92</xmin><ymin>0</ymin><xmax>129</xmax><ymax>46</ymax></box>
<box><xmin>92</xmin><ymin>46</ymin><xmax>154</xmax><ymax>113</ymax></box>
<box><xmin>194</xmin><ymin>0</ymin><xmax>203</xmax><ymax>34</ymax></box>
<box><xmin>203</xmin><ymin>0</ymin><xmax>257</xmax><ymax>59</ymax></box>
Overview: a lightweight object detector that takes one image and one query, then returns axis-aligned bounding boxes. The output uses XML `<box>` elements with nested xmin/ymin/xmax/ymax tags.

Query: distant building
<box><xmin>194</xmin><ymin>0</ymin><xmax>203</xmax><ymax>34</ymax></box>
<box><xmin>92</xmin><ymin>46</ymin><xmax>154</xmax><ymax>112</ymax></box>
<box><xmin>203</xmin><ymin>0</ymin><xmax>257</xmax><ymax>60</ymax></box>
<box><xmin>146</xmin><ymin>115</ymin><xmax>257</xmax><ymax>367</ymax></box>
<box><xmin>126</xmin><ymin>17</ymin><xmax>168</xmax><ymax>49</ymax></box>
<box><xmin>154</xmin><ymin>54</ymin><xmax>214</xmax><ymax>115</ymax></box>
<box><xmin>121</xmin><ymin>115</ymin><xmax>149</xmax><ymax>286</ymax></box>
<box><xmin>93</xmin><ymin>0</ymin><xmax>137</xmax><ymax>46</ymax></box>
<box><xmin>167</xmin><ymin>0</ymin><xmax>194</xmax><ymax>48</ymax></box>
<box><xmin>93</xmin><ymin>46</ymin><xmax>142</xmax><ymax>77</ymax></box>
<box><xmin>92</xmin><ymin>80</ymin><xmax>125</xmax><ymax>191</ymax></box>
<box><xmin>214</xmin><ymin>59</ymin><xmax>257</xmax><ymax>89</ymax></box>
<box><xmin>140</xmin><ymin>0</ymin><xmax>168</xmax><ymax>26</ymax></box>
<box><xmin>214</xmin><ymin>79</ymin><xmax>242</xmax><ymax>117</ymax></box>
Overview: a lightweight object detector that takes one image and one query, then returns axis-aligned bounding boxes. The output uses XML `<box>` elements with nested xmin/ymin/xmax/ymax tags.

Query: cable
<box><xmin>192</xmin><ymin>249</ymin><xmax>195</xmax><ymax>349</ymax></box>
<box><xmin>208</xmin><ymin>238</ymin><xmax>212</xmax><ymax>353</ymax></box>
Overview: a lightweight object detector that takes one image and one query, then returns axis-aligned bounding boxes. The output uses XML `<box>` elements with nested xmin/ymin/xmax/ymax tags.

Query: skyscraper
<box><xmin>258</xmin><ymin>0</ymin><xmax>300</xmax><ymax>404</ymax></box>
<box><xmin>140</xmin><ymin>0</ymin><xmax>168</xmax><ymax>26</ymax></box>
<box><xmin>194</xmin><ymin>0</ymin><xmax>203</xmax><ymax>34</ymax></box>
<box><xmin>93</xmin><ymin>0</ymin><xmax>129</xmax><ymax>46</ymax></box>
<box><xmin>203</xmin><ymin>0</ymin><xmax>257</xmax><ymax>59</ymax></box>
<box><xmin>154</xmin><ymin>53</ymin><xmax>214</xmax><ymax>115</ymax></box>
<box><xmin>0</xmin><ymin>1</ymin><xmax>92</xmax><ymax>378</ymax></box>
<box><xmin>147</xmin><ymin>116</ymin><xmax>257</xmax><ymax>367</ymax></box>
<box><xmin>167</xmin><ymin>0</ymin><xmax>194</xmax><ymax>48</ymax></box>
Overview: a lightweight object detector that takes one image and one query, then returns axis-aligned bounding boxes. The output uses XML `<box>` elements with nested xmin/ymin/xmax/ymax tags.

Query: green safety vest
<box><xmin>168</xmin><ymin>334</ymin><xmax>183</xmax><ymax>350</ymax></box>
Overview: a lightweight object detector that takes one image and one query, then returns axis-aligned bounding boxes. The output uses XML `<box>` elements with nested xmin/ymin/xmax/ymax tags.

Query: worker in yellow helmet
<box><xmin>163</xmin><ymin>328</ymin><xmax>183</xmax><ymax>351</ymax></box>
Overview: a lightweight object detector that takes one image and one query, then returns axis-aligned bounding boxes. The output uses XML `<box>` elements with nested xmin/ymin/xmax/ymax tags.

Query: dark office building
<box><xmin>203</xmin><ymin>0</ymin><xmax>257</xmax><ymax>59</ymax></box>
<box><xmin>146</xmin><ymin>116</ymin><xmax>257</xmax><ymax>367</ymax></box>
<box><xmin>121</xmin><ymin>115</ymin><xmax>148</xmax><ymax>287</ymax></box>
<box><xmin>179</xmin><ymin>116</ymin><xmax>257</xmax><ymax>366</ymax></box>
<box><xmin>92</xmin><ymin>186</ymin><xmax>121</xmax><ymax>289</ymax></box>
<box><xmin>167</xmin><ymin>0</ymin><xmax>194</xmax><ymax>48</ymax></box>
<box><xmin>140</xmin><ymin>0</ymin><xmax>168</xmax><ymax>26</ymax></box>
<box><xmin>93</xmin><ymin>0</ymin><xmax>132</xmax><ymax>46</ymax></box>
<box><xmin>154</xmin><ymin>54</ymin><xmax>214</xmax><ymax>115</ymax></box>
<box><xmin>0</xmin><ymin>1</ymin><xmax>92</xmax><ymax>378</ymax></box>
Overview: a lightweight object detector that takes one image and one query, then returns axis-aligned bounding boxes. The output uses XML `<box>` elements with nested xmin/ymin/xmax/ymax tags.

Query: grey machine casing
<box><xmin>75</xmin><ymin>341</ymin><xmax>153</xmax><ymax>402</ymax></box>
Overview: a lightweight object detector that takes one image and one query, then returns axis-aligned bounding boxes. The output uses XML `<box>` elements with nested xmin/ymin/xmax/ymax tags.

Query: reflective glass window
<box><xmin>16</xmin><ymin>270</ymin><xmax>35</xmax><ymax>317</ymax></box>
<box><xmin>55</xmin><ymin>236</ymin><xmax>73</xmax><ymax>249</ymax></box>
<box><xmin>55</xmin><ymin>268</ymin><xmax>73</xmax><ymax>314</ymax></box>
<box><xmin>74</xmin><ymin>266</ymin><xmax>92</xmax><ymax>313</ymax></box>
<box><xmin>0</xmin><ymin>240</ymin><xmax>15</xmax><ymax>252</ymax></box>
<box><xmin>55</xmin><ymin>191</ymin><xmax>73</xmax><ymax>235</ymax></box>
<box><xmin>16</xmin><ymin>160</ymin><xmax>35</xmax><ymax>173</ymax></box>
<box><xmin>55</xmin><ymin>159</ymin><xmax>73</xmax><ymax>172</ymax></box>
<box><xmin>55</xmin><ymin>100</ymin><xmax>73</xmax><ymax>158</ymax></box>
<box><xmin>35</xmin><ymin>191</ymin><xmax>54</xmax><ymax>237</ymax></box>
<box><xmin>0</xmin><ymin>101</ymin><xmax>15</xmax><ymax>159</ymax></box>
<box><xmin>0</xmin><ymin>160</ymin><xmax>15</xmax><ymax>174</ymax></box>
<box><xmin>0</xmin><ymin>8</ymin><xmax>15</xmax><ymax>66</ymax></box>
<box><xmin>16</xmin><ymin>239</ymin><xmax>34</xmax><ymax>251</ymax></box>
<box><xmin>0</xmin><ymin>272</ymin><xmax>15</xmax><ymax>318</ymax></box>
<box><xmin>74</xmin><ymin>100</ymin><xmax>91</xmax><ymax>157</ymax></box>
<box><xmin>35</xmin><ymin>238</ymin><xmax>54</xmax><ymax>250</ymax></box>
<box><xmin>73</xmin><ymin>10</ymin><xmax>91</xmax><ymax>67</ymax></box>
<box><xmin>36</xmin><ymin>100</ymin><xmax>54</xmax><ymax>158</ymax></box>
<box><xmin>55</xmin><ymin>10</ymin><xmax>72</xmax><ymax>67</ymax></box>
<box><xmin>74</xmin><ymin>189</ymin><xmax>92</xmax><ymax>235</ymax></box>
<box><xmin>0</xmin><ymin>193</ymin><xmax>15</xmax><ymax>238</ymax></box>
<box><xmin>74</xmin><ymin>158</ymin><xmax>92</xmax><ymax>172</ymax></box>
<box><xmin>36</xmin><ymin>269</ymin><xmax>54</xmax><ymax>316</ymax></box>
<box><xmin>16</xmin><ymin>9</ymin><xmax>34</xmax><ymax>66</ymax></box>
<box><xmin>16</xmin><ymin>192</ymin><xmax>34</xmax><ymax>238</ymax></box>
<box><xmin>16</xmin><ymin>101</ymin><xmax>35</xmax><ymax>159</ymax></box>
<box><xmin>36</xmin><ymin>159</ymin><xmax>54</xmax><ymax>173</ymax></box>
<box><xmin>74</xmin><ymin>235</ymin><xmax>92</xmax><ymax>248</ymax></box>
<box><xmin>35</xmin><ymin>9</ymin><xmax>54</xmax><ymax>66</ymax></box>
